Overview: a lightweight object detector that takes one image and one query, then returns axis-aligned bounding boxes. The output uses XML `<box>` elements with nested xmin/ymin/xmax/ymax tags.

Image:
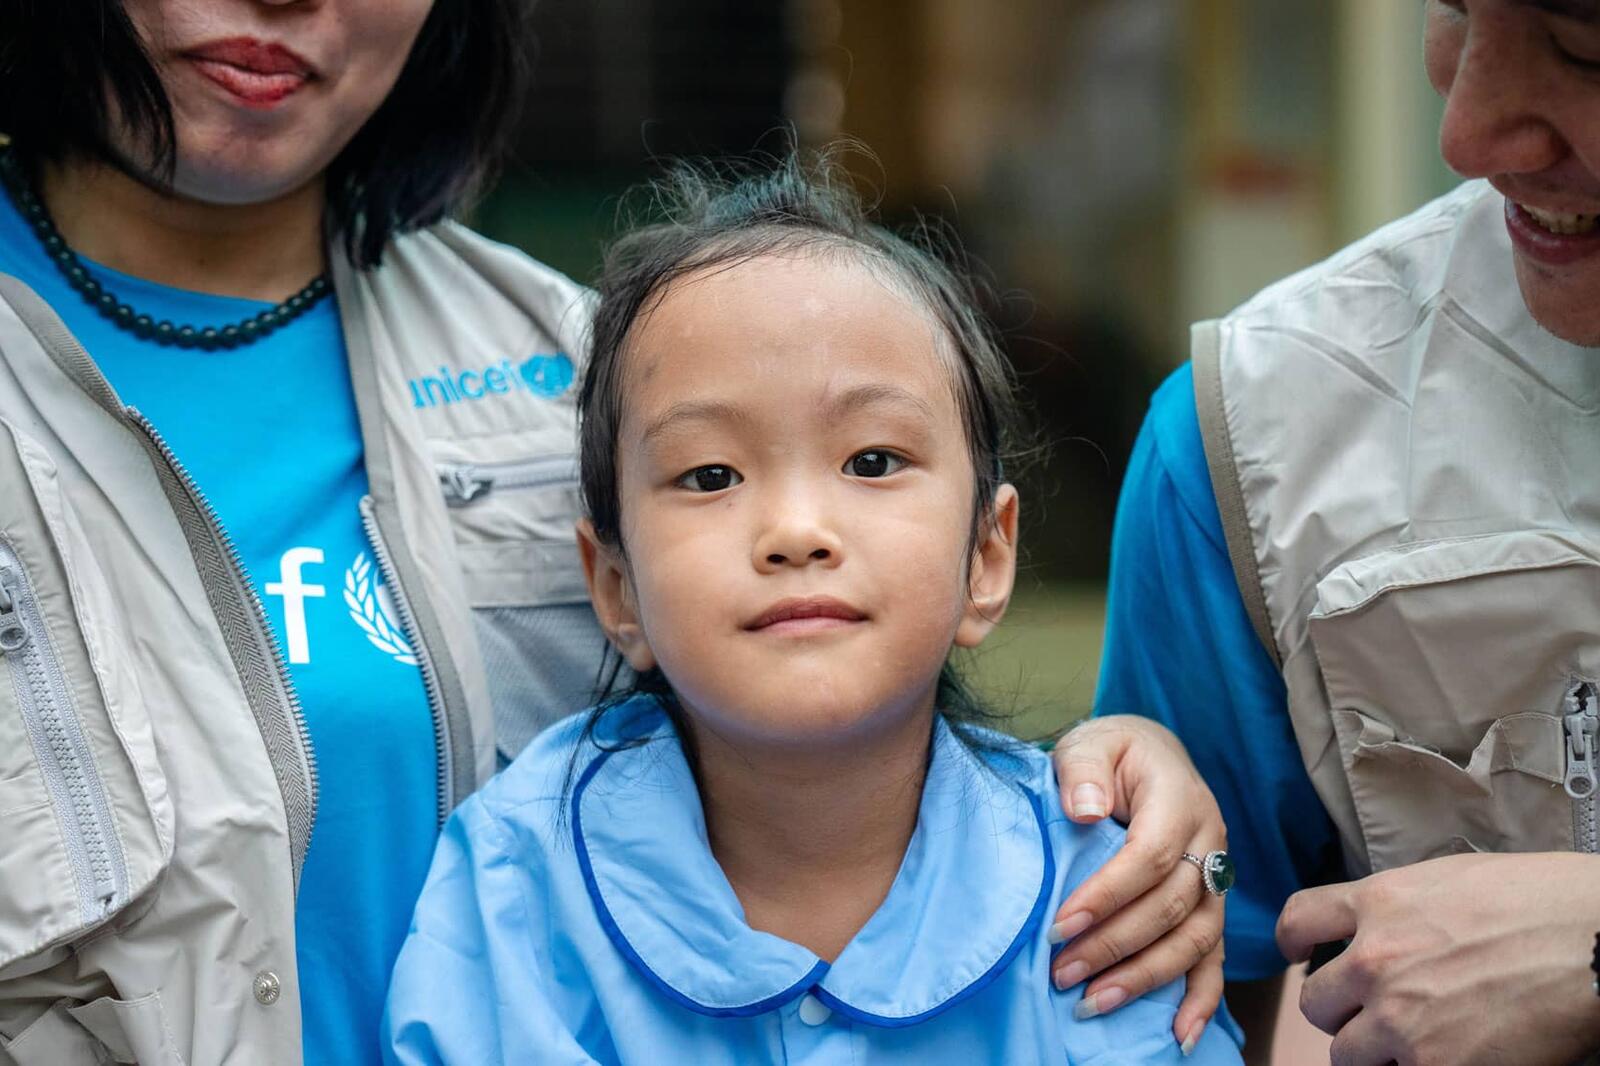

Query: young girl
<box><xmin>383</xmin><ymin>155</ymin><xmax>1243</xmax><ymax>1065</ymax></box>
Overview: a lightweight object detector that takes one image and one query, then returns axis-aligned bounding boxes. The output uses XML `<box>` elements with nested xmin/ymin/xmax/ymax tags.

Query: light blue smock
<box><xmin>384</xmin><ymin>697</ymin><xmax>1244</xmax><ymax>1065</ymax></box>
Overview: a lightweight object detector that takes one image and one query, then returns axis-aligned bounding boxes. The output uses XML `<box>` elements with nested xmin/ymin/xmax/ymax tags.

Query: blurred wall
<box><xmin>476</xmin><ymin>0</ymin><xmax>1459</xmax><ymax>583</ymax></box>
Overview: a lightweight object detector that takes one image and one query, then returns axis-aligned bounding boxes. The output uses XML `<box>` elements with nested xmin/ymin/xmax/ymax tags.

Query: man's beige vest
<box><xmin>1195</xmin><ymin>179</ymin><xmax>1600</xmax><ymax>880</ymax></box>
<box><xmin>0</xmin><ymin>222</ymin><xmax>601</xmax><ymax>1064</ymax></box>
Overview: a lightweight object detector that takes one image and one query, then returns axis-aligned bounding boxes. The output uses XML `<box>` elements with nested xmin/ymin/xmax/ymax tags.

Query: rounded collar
<box><xmin>571</xmin><ymin>698</ymin><xmax>1052</xmax><ymax>1026</ymax></box>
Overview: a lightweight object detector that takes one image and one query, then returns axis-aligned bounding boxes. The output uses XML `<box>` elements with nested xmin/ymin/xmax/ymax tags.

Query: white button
<box><xmin>253</xmin><ymin>971</ymin><xmax>281</xmax><ymax>1006</ymax></box>
<box><xmin>797</xmin><ymin>994</ymin><xmax>830</xmax><ymax>1026</ymax></box>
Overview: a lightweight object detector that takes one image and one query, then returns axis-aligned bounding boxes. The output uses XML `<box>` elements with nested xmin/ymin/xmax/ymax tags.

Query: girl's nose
<box><xmin>1437</xmin><ymin>13</ymin><xmax>1568</xmax><ymax>180</ymax></box>
<box><xmin>752</xmin><ymin>511</ymin><xmax>844</xmax><ymax>573</ymax></box>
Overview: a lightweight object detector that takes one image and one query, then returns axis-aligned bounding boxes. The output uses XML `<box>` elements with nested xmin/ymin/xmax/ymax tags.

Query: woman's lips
<box><xmin>184</xmin><ymin>39</ymin><xmax>313</xmax><ymax>108</ymax></box>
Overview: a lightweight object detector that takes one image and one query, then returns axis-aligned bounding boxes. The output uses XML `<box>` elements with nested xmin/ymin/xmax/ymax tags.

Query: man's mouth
<box><xmin>1519</xmin><ymin>203</ymin><xmax>1600</xmax><ymax>237</ymax></box>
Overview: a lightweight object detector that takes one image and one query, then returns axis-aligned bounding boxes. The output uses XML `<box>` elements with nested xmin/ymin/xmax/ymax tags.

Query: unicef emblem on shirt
<box><xmin>519</xmin><ymin>352</ymin><xmax>574</xmax><ymax>397</ymax></box>
<box><xmin>344</xmin><ymin>552</ymin><xmax>418</xmax><ymax>666</ymax></box>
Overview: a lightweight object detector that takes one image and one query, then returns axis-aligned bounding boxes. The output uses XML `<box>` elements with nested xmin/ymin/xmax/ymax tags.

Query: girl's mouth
<box><xmin>745</xmin><ymin>597</ymin><xmax>867</xmax><ymax>633</ymax></box>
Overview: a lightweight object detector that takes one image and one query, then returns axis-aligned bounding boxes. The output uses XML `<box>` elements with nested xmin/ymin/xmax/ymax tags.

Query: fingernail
<box><xmin>1052</xmin><ymin>960</ymin><xmax>1089</xmax><ymax>991</ymax></box>
<box><xmin>1046</xmin><ymin>911</ymin><xmax>1093</xmax><ymax>945</ymax></box>
<box><xmin>1073</xmin><ymin>986</ymin><xmax>1126</xmax><ymax>1020</ymax></box>
<box><xmin>1071</xmin><ymin>783</ymin><xmax>1107</xmax><ymax>819</ymax></box>
<box><xmin>1180</xmin><ymin>1026</ymin><xmax>1202</xmax><ymax>1057</ymax></box>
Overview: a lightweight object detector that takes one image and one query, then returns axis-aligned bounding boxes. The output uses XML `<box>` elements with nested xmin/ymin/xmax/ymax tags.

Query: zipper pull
<box><xmin>439</xmin><ymin>465</ymin><xmax>493</xmax><ymax>507</ymax></box>
<box><xmin>0</xmin><ymin>567</ymin><xmax>29</xmax><ymax>656</ymax></box>
<box><xmin>1564</xmin><ymin>682</ymin><xmax>1599</xmax><ymax>800</ymax></box>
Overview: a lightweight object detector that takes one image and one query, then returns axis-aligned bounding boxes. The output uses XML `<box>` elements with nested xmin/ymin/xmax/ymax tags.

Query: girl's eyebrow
<box><xmin>640</xmin><ymin>400</ymin><xmax>758</xmax><ymax>444</ymax></box>
<box><xmin>822</xmin><ymin>383</ymin><xmax>937</xmax><ymax>422</ymax></box>
<box><xmin>641</xmin><ymin>384</ymin><xmax>936</xmax><ymax>445</ymax></box>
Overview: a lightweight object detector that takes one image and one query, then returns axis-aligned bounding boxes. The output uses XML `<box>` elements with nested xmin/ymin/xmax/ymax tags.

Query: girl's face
<box><xmin>117</xmin><ymin>0</ymin><xmax>433</xmax><ymax>204</ymax></box>
<box><xmin>580</xmin><ymin>252</ymin><xmax>1019</xmax><ymax>752</ymax></box>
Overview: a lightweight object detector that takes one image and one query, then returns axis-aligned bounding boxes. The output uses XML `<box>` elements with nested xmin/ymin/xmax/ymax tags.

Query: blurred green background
<box><xmin>475</xmin><ymin>0</ymin><xmax>1460</xmax><ymax>739</ymax></box>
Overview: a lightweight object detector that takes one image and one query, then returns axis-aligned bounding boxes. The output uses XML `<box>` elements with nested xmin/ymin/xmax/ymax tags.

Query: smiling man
<box><xmin>1094</xmin><ymin>1</ymin><xmax>1600</xmax><ymax>1063</ymax></box>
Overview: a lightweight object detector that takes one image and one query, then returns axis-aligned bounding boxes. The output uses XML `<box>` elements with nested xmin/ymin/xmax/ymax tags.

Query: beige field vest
<box><xmin>0</xmin><ymin>222</ymin><xmax>601</xmax><ymax>1064</ymax></box>
<box><xmin>1195</xmin><ymin>179</ymin><xmax>1600</xmax><ymax>880</ymax></box>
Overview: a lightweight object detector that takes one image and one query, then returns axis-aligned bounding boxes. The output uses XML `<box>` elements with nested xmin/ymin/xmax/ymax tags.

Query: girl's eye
<box><xmin>677</xmin><ymin>465</ymin><xmax>742</xmax><ymax>493</ymax></box>
<box><xmin>845</xmin><ymin>450</ymin><xmax>906</xmax><ymax>478</ymax></box>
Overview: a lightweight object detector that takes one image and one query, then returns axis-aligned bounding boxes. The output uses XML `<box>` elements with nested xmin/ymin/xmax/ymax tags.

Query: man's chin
<box><xmin>1514</xmin><ymin>263</ymin><xmax>1600</xmax><ymax>349</ymax></box>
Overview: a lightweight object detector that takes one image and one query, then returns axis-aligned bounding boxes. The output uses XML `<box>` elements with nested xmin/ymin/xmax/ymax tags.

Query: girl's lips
<box><xmin>1504</xmin><ymin>199</ymin><xmax>1600</xmax><ymax>266</ymax></box>
<box><xmin>745</xmin><ymin>597</ymin><xmax>867</xmax><ymax>632</ymax></box>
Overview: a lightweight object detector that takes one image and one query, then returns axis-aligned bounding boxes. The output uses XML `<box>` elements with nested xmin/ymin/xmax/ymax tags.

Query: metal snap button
<box><xmin>253</xmin><ymin>971</ymin><xmax>281</xmax><ymax>1006</ymax></box>
<box><xmin>798</xmin><ymin>994</ymin><xmax>830</xmax><ymax>1026</ymax></box>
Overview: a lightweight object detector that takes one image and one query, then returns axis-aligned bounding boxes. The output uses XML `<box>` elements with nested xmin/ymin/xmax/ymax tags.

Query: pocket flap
<box><xmin>1339</xmin><ymin>709</ymin><xmax>1566</xmax><ymax>789</ymax></box>
<box><xmin>67</xmin><ymin>992</ymin><xmax>180</xmax><ymax>1066</ymax></box>
<box><xmin>3</xmin><ymin>1000</ymin><xmax>108</xmax><ymax>1065</ymax></box>
<box><xmin>1314</xmin><ymin>529</ymin><xmax>1600</xmax><ymax>618</ymax></box>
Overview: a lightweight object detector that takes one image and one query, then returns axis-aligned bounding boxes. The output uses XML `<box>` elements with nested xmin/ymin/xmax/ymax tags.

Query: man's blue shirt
<box><xmin>1094</xmin><ymin>364</ymin><xmax>1339</xmax><ymax>979</ymax></box>
<box><xmin>385</xmin><ymin>699</ymin><xmax>1244</xmax><ymax>1064</ymax></box>
<box><xmin>0</xmin><ymin>188</ymin><xmax>439</xmax><ymax>1064</ymax></box>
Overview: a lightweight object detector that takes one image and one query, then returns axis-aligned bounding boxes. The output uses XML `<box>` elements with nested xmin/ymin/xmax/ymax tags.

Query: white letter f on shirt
<box><xmin>266</xmin><ymin>546</ymin><xmax>326</xmax><ymax>664</ymax></box>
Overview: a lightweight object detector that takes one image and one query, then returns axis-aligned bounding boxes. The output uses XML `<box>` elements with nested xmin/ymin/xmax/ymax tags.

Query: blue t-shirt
<box><xmin>0</xmin><ymin>189</ymin><xmax>439</xmax><ymax>1064</ymax></box>
<box><xmin>385</xmin><ymin>699</ymin><xmax>1245</xmax><ymax>1065</ymax></box>
<box><xmin>1094</xmin><ymin>364</ymin><xmax>1339</xmax><ymax>980</ymax></box>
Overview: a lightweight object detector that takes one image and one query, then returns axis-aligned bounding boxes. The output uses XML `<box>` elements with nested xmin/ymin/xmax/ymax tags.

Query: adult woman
<box><xmin>0</xmin><ymin>2</ymin><xmax>1229</xmax><ymax>1062</ymax></box>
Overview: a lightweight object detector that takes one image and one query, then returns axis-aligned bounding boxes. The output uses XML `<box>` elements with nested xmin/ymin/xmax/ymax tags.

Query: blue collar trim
<box><xmin>573</xmin><ymin>747</ymin><xmax>833</xmax><ymax>1017</ymax></box>
<box><xmin>810</xmin><ymin>788</ymin><xmax>1055</xmax><ymax>1029</ymax></box>
<box><xmin>570</xmin><ymin>698</ymin><xmax>1052</xmax><ymax>1025</ymax></box>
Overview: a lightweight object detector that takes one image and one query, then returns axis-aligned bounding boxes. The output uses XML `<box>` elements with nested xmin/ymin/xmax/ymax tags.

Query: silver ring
<box><xmin>1180</xmin><ymin>850</ymin><xmax>1235</xmax><ymax>897</ymax></box>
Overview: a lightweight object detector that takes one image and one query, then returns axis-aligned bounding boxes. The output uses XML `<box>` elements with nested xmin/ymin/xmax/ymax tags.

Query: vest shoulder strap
<box><xmin>1191</xmin><ymin>319</ymin><xmax>1281</xmax><ymax>668</ymax></box>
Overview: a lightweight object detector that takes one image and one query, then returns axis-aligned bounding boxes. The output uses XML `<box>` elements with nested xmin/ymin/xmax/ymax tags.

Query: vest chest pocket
<box><xmin>436</xmin><ymin>454</ymin><xmax>606</xmax><ymax>763</ymax></box>
<box><xmin>1309</xmin><ymin>530</ymin><xmax>1600</xmax><ymax>873</ymax></box>
<box><xmin>0</xmin><ymin>421</ymin><xmax>172</xmax><ymax>977</ymax></box>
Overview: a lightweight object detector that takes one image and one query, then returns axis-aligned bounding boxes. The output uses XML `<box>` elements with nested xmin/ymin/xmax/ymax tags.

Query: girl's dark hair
<box><xmin>0</xmin><ymin>0</ymin><xmax>530</xmax><ymax>268</ymax></box>
<box><xmin>576</xmin><ymin>146</ymin><xmax>1027</xmax><ymax>761</ymax></box>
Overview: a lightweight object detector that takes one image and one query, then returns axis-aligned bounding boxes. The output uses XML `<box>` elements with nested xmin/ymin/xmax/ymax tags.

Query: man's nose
<box><xmin>1437</xmin><ymin>12</ymin><xmax>1567</xmax><ymax>180</ymax></box>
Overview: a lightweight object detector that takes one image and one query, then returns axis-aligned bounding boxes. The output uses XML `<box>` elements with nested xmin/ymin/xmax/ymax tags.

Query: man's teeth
<box><xmin>1522</xmin><ymin>203</ymin><xmax>1600</xmax><ymax>235</ymax></box>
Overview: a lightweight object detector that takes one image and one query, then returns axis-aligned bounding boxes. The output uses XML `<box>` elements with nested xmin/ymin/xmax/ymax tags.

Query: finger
<box><xmin>1073</xmin><ymin>899</ymin><xmax>1222</xmax><ymax>1022</ymax></box>
<box><xmin>1051</xmin><ymin>862</ymin><xmax>1208</xmax><ymax>994</ymax></box>
<box><xmin>1276</xmin><ymin>883</ymin><xmax>1360</xmax><ymax>964</ymax></box>
<box><xmin>1172</xmin><ymin>937</ymin><xmax>1225</xmax><ymax>1050</ymax></box>
<box><xmin>1051</xmin><ymin>815</ymin><xmax>1192</xmax><ymax>931</ymax></box>
<box><xmin>1298</xmin><ymin>948</ymin><xmax>1367</xmax><ymax>1036</ymax></box>
<box><xmin>1052</xmin><ymin>726</ymin><xmax>1124</xmax><ymax>822</ymax></box>
<box><xmin>1327</xmin><ymin>1009</ymin><xmax>1393</xmax><ymax>1066</ymax></box>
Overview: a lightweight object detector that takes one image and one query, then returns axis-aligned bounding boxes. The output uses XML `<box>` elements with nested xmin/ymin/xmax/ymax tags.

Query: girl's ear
<box><xmin>576</xmin><ymin>518</ymin><xmax>658</xmax><ymax>673</ymax></box>
<box><xmin>954</xmin><ymin>483</ymin><xmax>1019</xmax><ymax>649</ymax></box>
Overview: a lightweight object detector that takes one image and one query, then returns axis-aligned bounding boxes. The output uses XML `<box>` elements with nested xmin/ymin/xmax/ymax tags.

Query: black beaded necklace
<box><xmin>0</xmin><ymin>147</ymin><xmax>330</xmax><ymax>351</ymax></box>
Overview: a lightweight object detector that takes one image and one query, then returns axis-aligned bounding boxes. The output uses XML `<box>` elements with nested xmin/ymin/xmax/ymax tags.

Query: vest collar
<box><xmin>571</xmin><ymin>698</ymin><xmax>1052</xmax><ymax>1026</ymax></box>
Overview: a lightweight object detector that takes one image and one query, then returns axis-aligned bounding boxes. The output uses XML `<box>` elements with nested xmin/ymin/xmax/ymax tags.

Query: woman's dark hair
<box><xmin>0</xmin><ymin>0</ymin><xmax>530</xmax><ymax>268</ymax></box>
<box><xmin>575</xmin><ymin>146</ymin><xmax>1028</xmax><ymax>763</ymax></box>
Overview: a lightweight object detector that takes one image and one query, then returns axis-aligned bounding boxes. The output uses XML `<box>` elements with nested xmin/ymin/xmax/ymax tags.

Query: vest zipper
<box><xmin>128</xmin><ymin>412</ymin><xmax>319</xmax><ymax>888</ymax></box>
<box><xmin>0</xmin><ymin>541</ymin><xmax>129</xmax><ymax>924</ymax></box>
<box><xmin>1563</xmin><ymin>680</ymin><xmax>1599</xmax><ymax>853</ymax></box>
<box><xmin>360</xmin><ymin>497</ymin><xmax>452</xmax><ymax>827</ymax></box>
<box><xmin>438</xmin><ymin>456</ymin><xmax>578</xmax><ymax>507</ymax></box>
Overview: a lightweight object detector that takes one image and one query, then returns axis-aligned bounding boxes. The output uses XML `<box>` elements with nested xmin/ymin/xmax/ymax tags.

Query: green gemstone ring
<box><xmin>1181</xmin><ymin>851</ymin><xmax>1235</xmax><ymax>897</ymax></box>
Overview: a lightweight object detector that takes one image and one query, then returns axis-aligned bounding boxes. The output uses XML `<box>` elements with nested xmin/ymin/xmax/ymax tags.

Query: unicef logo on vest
<box><xmin>408</xmin><ymin>352</ymin><xmax>574</xmax><ymax>409</ymax></box>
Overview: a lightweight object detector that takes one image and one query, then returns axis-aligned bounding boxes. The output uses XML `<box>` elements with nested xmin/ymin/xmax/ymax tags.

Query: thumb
<box><xmin>1051</xmin><ymin>725</ymin><xmax>1121</xmax><ymax>823</ymax></box>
